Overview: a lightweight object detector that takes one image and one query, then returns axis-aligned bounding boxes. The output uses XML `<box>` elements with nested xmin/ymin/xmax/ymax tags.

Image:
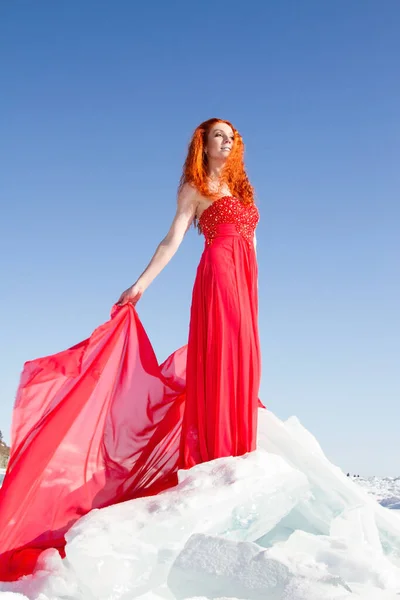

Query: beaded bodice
<box><xmin>199</xmin><ymin>196</ymin><xmax>259</xmax><ymax>246</ymax></box>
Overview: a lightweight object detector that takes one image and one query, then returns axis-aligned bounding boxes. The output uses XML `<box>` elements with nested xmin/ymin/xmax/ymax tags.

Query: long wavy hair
<box><xmin>178</xmin><ymin>118</ymin><xmax>255</xmax><ymax>227</ymax></box>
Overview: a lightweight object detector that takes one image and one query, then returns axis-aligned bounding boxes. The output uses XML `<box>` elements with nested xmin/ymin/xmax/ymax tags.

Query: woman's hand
<box><xmin>116</xmin><ymin>282</ymin><xmax>144</xmax><ymax>306</ymax></box>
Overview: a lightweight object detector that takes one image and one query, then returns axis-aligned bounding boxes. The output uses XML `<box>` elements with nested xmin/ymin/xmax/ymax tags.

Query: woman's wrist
<box><xmin>136</xmin><ymin>277</ymin><xmax>149</xmax><ymax>291</ymax></box>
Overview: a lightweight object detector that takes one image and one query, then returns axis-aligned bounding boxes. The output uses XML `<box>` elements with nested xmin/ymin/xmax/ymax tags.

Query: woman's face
<box><xmin>206</xmin><ymin>122</ymin><xmax>235</xmax><ymax>161</ymax></box>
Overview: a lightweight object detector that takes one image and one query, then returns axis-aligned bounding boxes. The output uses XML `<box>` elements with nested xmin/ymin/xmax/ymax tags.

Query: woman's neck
<box><xmin>207</xmin><ymin>167</ymin><xmax>224</xmax><ymax>193</ymax></box>
<box><xmin>207</xmin><ymin>161</ymin><xmax>225</xmax><ymax>180</ymax></box>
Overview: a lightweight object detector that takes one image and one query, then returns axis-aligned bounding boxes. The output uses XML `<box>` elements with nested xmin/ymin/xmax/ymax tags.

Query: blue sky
<box><xmin>1</xmin><ymin>1</ymin><xmax>399</xmax><ymax>475</ymax></box>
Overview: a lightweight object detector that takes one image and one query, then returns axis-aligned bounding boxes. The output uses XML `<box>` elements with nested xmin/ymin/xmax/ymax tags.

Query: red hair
<box><xmin>178</xmin><ymin>118</ymin><xmax>255</xmax><ymax>207</ymax></box>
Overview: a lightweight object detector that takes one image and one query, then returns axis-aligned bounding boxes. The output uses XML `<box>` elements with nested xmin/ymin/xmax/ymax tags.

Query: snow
<box><xmin>355</xmin><ymin>476</ymin><xmax>400</xmax><ymax>510</ymax></box>
<box><xmin>1</xmin><ymin>410</ymin><xmax>400</xmax><ymax>599</ymax></box>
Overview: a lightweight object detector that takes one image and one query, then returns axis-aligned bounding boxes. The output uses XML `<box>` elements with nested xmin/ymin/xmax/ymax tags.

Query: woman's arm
<box><xmin>117</xmin><ymin>184</ymin><xmax>198</xmax><ymax>306</ymax></box>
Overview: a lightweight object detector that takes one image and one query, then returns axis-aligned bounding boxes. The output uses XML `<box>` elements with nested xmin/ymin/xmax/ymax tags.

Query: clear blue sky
<box><xmin>1</xmin><ymin>1</ymin><xmax>399</xmax><ymax>475</ymax></box>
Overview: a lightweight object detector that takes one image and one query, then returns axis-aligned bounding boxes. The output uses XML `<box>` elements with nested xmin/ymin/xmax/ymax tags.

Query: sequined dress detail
<box><xmin>199</xmin><ymin>195</ymin><xmax>259</xmax><ymax>246</ymax></box>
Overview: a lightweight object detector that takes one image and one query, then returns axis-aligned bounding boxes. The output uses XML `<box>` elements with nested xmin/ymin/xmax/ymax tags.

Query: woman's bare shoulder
<box><xmin>177</xmin><ymin>182</ymin><xmax>201</xmax><ymax>208</ymax></box>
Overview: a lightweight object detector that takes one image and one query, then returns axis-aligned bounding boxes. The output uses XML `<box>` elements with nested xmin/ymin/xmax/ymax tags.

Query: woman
<box><xmin>0</xmin><ymin>118</ymin><xmax>261</xmax><ymax>581</ymax></box>
<box><xmin>117</xmin><ymin>117</ymin><xmax>261</xmax><ymax>468</ymax></box>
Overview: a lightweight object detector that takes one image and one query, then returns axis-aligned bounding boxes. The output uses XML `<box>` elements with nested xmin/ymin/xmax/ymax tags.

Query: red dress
<box><xmin>0</xmin><ymin>196</ymin><xmax>261</xmax><ymax>581</ymax></box>
<box><xmin>181</xmin><ymin>196</ymin><xmax>261</xmax><ymax>467</ymax></box>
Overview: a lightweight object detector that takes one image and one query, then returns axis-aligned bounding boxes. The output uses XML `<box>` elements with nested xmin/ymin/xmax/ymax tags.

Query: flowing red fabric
<box><xmin>0</xmin><ymin>196</ymin><xmax>262</xmax><ymax>581</ymax></box>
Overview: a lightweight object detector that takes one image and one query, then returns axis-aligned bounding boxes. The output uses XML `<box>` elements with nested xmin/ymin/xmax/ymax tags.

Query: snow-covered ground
<box><xmin>354</xmin><ymin>476</ymin><xmax>400</xmax><ymax>510</ymax></box>
<box><xmin>2</xmin><ymin>469</ymin><xmax>400</xmax><ymax>509</ymax></box>
<box><xmin>1</xmin><ymin>411</ymin><xmax>400</xmax><ymax>600</ymax></box>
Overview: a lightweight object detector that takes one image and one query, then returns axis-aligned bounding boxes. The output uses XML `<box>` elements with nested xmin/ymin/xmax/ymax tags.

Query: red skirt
<box><xmin>181</xmin><ymin>223</ymin><xmax>261</xmax><ymax>467</ymax></box>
